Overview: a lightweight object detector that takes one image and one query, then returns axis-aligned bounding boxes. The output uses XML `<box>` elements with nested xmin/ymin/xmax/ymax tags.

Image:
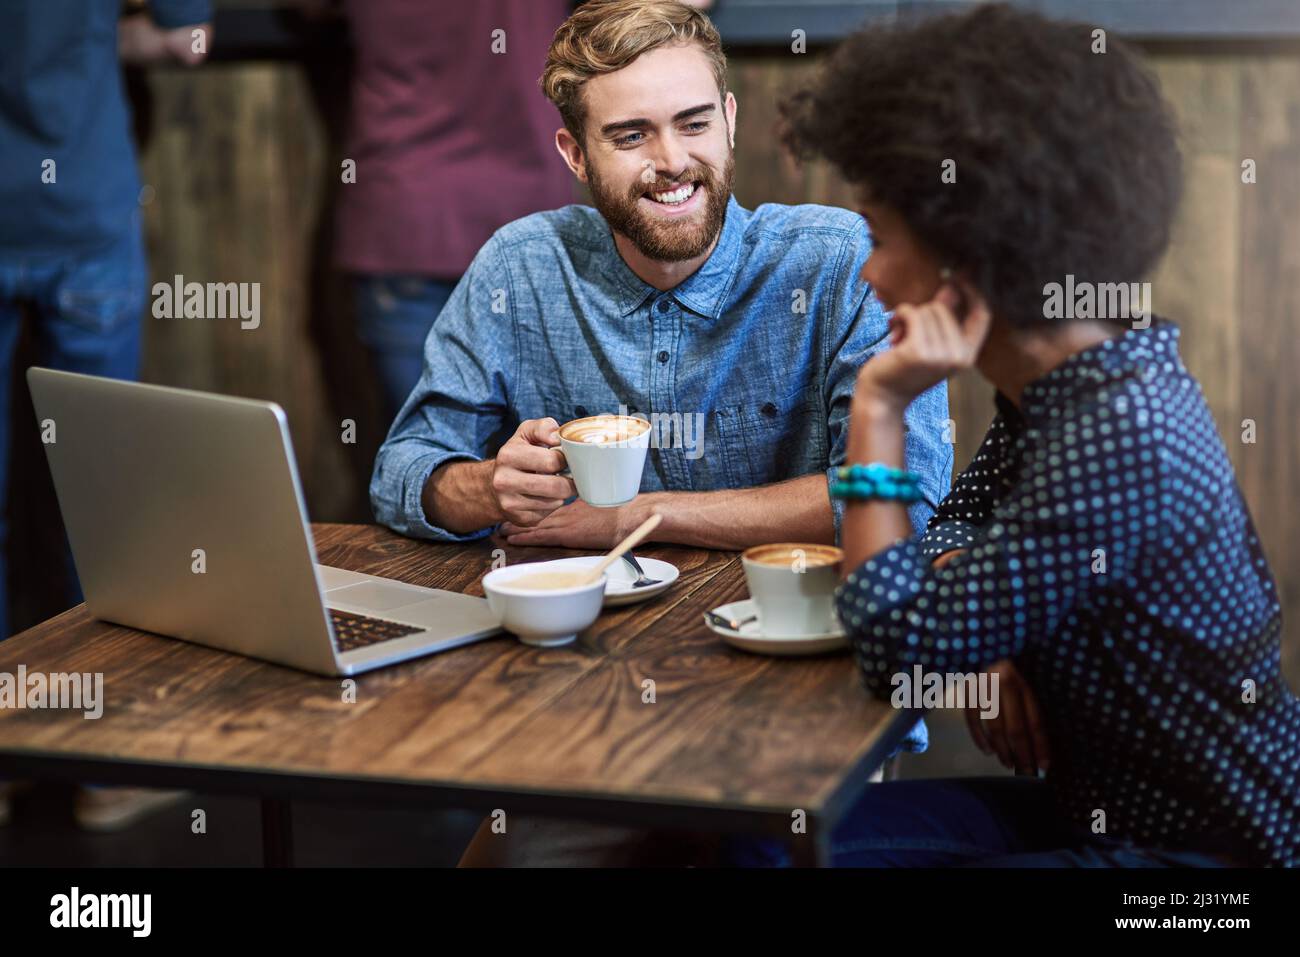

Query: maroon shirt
<box><xmin>334</xmin><ymin>0</ymin><xmax>574</xmax><ymax>278</ymax></box>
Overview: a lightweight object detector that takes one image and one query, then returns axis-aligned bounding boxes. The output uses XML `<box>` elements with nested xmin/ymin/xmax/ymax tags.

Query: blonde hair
<box><xmin>542</xmin><ymin>0</ymin><xmax>728</xmax><ymax>143</ymax></box>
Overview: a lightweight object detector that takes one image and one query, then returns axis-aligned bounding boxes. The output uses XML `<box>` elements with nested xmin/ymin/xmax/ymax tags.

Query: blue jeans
<box><xmin>351</xmin><ymin>275</ymin><xmax>457</xmax><ymax>425</ymax></box>
<box><xmin>0</xmin><ymin>220</ymin><xmax>147</xmax><ymax>640</ymax></box>
<box><xmin>727</xmin><ymin>777</ymin><xmax>1241</xmax><ymax>867</ymax></box>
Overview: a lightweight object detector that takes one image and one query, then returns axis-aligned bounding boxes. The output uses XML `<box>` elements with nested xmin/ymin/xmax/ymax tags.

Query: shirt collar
<box><xmin>607</xmin><ymin>195</ymin><xmax>747</xmax><ymax>319</ymax></box>
<box><xmin>1018</xmin><ymin>318</ymin><xmax>1181</xmax><ymax>421</ymax></box>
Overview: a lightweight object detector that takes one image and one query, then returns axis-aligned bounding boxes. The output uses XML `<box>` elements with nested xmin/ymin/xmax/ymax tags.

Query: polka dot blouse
<box><xmin>839</xmin><ymin>320</ymin><xmax>1299</xmax><ymax>866</ymax></box>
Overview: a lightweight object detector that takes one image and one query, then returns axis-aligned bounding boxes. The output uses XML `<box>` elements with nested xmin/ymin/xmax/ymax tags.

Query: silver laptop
<box><xmin>27</xmin><ymin>367</ymin><xmax>502</xmax><ymax>676</ymax></box>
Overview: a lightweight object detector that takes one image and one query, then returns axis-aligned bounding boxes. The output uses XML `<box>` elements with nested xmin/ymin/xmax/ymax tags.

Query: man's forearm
<box><xmin>628</xmin><ymin>474</ymin><xmax>835</xmax><ymax>551</ymax></box>
<box><xmin>422</xmin><ymin>460</ymin><xmax>501</xmax><ymax>534</ymax></box>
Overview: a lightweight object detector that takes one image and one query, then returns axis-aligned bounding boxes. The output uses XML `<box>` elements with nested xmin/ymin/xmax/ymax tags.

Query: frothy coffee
<box><xmin>507</xmin><ymin>570</ymin><xmax>594</xmax><ymax>591</ymax></box>
<box><xmin>743</xmin><ymin>543</ymin><xmax>843</xmax><ymax>569</ymax></box>
<box><xmin>560</xmin><ymin>414</ymin><xmax>650</xmax><ymax>446</ymax></box>
<box><xmin>741</xmin><ymin>542</ymin><xmax>844</xmax><ymax>637</ymax></box>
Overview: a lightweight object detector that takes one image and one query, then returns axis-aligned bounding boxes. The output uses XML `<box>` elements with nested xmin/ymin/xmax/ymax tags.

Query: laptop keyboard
<box><xmin>328</xmin><ymin>608</ymin><xmax>423</xmax><ymax>653</ymax></box>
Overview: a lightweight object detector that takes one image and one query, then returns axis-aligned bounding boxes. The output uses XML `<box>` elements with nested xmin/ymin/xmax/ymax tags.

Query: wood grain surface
<box><xmin>0</xmin><ymin>525</ymin><xmax>903</xmax><ymax>835</ymax></box>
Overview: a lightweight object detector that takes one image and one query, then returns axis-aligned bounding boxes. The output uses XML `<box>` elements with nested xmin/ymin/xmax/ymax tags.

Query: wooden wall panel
<box><xmin>1236</xmin><ymin>58</ymin><xmax>1300</xmax><ymax>681</ymax></box>
<box><xmin>138</xmin><ymin>64</ymin><xmax>365</xmax><ymax>523</ymax></box>
<box><xmin>1148</xmin><ymin>56</ymin><xmax>1243</xmax><ymax>460</ymax></box>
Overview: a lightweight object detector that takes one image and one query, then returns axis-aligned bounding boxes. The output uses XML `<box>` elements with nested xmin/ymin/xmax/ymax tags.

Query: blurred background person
<box><xmin>0</xmin><ymin>0</ymin><xmax>210</xmax><ymax>641</ymax></box>
<box><xmin>0</xmin><ymin>0</ymin><xmax>211</xmax><ymax>831</ymax></box>
<box><xmin>333</xmin><ymin>0</ymin><xmax>573</xmax><ymax>424</ymax></box>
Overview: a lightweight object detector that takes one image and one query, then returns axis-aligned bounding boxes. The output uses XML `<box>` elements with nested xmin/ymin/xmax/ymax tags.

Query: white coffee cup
<box><xmin>558</xmin><ymin>414</ymin><xmax>651</xmax><ymax>508</ymax></box>
<box><xmin>482</xmin><ymin>560</ymin><xmax>607</xmax><ymax>647</ymax></box>
<box><xmin>741</xmin><ymin>543</ymin><xmax>844</xmax><ymax>637</ymax></box>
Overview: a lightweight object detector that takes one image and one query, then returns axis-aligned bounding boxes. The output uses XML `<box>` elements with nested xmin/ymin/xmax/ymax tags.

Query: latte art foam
<box><xmin>744</xmin><ymin>543</ymin><xmax>843</xmax><ymax>568</ymax></box>
<box><xmin>560</xmin><ymin>415</ymin><xmax>650</xmax><ymax>445</ymax></box>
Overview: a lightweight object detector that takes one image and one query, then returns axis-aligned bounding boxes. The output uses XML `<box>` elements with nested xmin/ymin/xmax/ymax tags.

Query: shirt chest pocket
<box><xmin>714</xmin><ymin>384</ymin><xmax>826</xmax><ymax>489</ymax></box>
<box><xmin>537</xmin><ymin>391</ymin><xmax>646</xmax><ymax>428</ymax></box>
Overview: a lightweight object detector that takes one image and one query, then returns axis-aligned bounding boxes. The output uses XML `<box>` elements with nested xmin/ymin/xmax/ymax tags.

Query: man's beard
<box><xmin>588</xmin><ymin>152</ymin><xmax>734</xmax><ymax>263</ymax></box>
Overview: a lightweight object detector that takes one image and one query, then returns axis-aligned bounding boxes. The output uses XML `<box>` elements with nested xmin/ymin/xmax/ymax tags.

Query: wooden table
<box><xmin>0</xmin><ymin>524</ymin><xmax>911</xmax><ymax>866</ymax></box>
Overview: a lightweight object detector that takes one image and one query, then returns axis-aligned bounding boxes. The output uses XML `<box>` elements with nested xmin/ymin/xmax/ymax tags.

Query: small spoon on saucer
<box><xmin>578</xmin><ymin>513</ymin><xmax>663</xmax><ymax>585</ymax></box>
<box><xmin>703</xmin><ymin>609</ymin><xmax>758</xmax><ymax>631</ymax></box>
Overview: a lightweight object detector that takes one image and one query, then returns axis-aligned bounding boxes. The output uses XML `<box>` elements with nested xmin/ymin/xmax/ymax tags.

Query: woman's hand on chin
<box><xmin>855</xmin><ymin>280</ymin><xmax>993</xmax><ymax>413</ymax></box>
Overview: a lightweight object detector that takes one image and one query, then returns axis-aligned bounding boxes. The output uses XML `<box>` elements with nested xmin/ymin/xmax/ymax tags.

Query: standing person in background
<box><xmin>0</xmin><ymin>0</ymin><xmax>211</xmax><ymax>830</ymax></box>
<box><xmin>334</xmin><ymin>0</ymin><xmax>574</xmax><ymax>424</ymax></box>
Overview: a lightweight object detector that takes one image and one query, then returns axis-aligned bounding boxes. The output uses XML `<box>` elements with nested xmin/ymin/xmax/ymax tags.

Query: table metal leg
<box><xmin>261</xmin><ymin>797</ymin><xmax>294</xmax><ymax>867</ymax></box>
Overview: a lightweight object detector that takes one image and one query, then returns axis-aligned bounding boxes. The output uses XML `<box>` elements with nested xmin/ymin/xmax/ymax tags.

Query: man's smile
<box><xmin>641</xmin><ymin>179</ymin><xmax>705</xmax><ymax>216</ymax></box>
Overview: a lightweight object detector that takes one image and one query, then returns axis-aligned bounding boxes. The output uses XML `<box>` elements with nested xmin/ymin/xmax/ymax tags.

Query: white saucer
<box><xmin>528</xmin><ymin>555</ymin><xmax>679</xmax><ymax>607</ymax></box>
<box><xmin>703</xmin><ymin>599</ymin><xmax>849</xmax><ymax>657</ymax></box>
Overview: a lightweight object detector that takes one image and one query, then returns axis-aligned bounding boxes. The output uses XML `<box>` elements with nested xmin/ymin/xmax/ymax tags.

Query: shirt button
<box><xmin>657</xmin><ymin>350</ymin><xmax>670</xmax><ymax>363</ymax></box>
<box><xmin>657</xmin><ymin>299</ymin><xmax>672</xmax><ymax>314</ymax></box>
<box><xmin>575</xmin><ymin>405</ymin><xmax>588</xmax><ymax>418</ymax></box>
<box><xmin>761</xmin><ymin>402</ymin><xmax>777</xmax><ymax>417</ymax></box>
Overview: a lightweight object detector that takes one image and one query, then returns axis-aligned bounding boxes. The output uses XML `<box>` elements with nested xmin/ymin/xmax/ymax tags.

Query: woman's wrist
<box><xmin>851</xmin><ymin>384</ymin><xmax>909</xmax><ymax>424</ymax></box>
<box><xmin>846</xmin><ymin>401</ymin><xmax>907</xmax><ymax>469</ymax></box>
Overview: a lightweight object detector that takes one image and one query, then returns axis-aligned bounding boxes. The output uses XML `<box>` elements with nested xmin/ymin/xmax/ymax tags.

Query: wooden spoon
<box><xmin>579</xmin><ymin>513</ymin><xmax>663</xmax><ymax>585</ymax></box>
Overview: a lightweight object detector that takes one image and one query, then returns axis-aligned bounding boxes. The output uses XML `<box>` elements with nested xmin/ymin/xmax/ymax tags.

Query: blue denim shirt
<box><xmin>0</xmin><ymin>0</ymin><xmax>212</xmax><ymax>254</ymax></box>
<box><xmin>371</xmin><ymin>196</ymin><xmax>952</xmax><ymax>547</ymax></box>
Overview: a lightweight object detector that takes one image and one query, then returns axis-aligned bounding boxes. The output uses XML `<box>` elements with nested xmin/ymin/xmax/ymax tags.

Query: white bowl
<box><xmin>482</xmin><ymin>561</ymin><xmax>608</xmax><ymax>647</ymax></box>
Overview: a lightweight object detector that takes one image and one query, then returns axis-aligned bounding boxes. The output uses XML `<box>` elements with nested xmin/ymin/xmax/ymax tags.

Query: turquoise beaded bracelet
<box><xmin>829</xmin><ymin>463</ymin><xmax>925</xmax><ymax>503</ymax></box>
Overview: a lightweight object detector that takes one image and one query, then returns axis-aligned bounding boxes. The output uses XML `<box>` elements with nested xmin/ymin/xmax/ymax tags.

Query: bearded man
<box><xmin>371</xmin><ymin>0</ymin><xmax>950</xmax><ymax>554</ymax></box>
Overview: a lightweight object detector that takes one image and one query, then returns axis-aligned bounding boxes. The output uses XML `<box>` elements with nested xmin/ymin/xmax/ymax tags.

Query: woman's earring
<box><xmin>938</xmin><ymin>266</ymin><xmax>954</xmax><ymax>283</ymax></box>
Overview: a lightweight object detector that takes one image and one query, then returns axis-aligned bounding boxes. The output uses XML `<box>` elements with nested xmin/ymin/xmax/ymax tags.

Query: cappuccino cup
<box><xmin>558</xmin><ymin>414</ymin><xmax>651</xmax><ymax>508</ymax></box>
<box><xmin>741</xmin><ymin>543</ymin><xmax>843</xmax><ymax>637</ymax></box>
